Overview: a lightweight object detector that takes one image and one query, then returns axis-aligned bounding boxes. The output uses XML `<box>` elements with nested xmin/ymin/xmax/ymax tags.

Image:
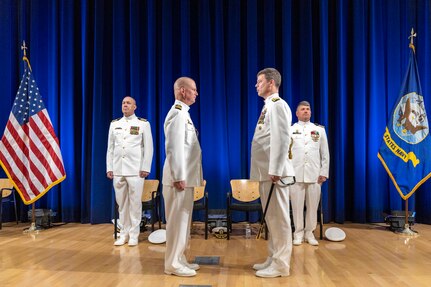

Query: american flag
<box><xmin>0</xmin><ymin>58</ymin><xmax>66</xmax><ymax>205</ymax></box>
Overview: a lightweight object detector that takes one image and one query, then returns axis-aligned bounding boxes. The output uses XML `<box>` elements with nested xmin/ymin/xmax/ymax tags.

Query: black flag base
<box><xmin>396</xmin><ymin>224</ymin><xmax>419</xmax><ymax>237</ymax></box>
<box><xmin>384</xmin><ymin>210</ymin><xmax>416</xmax><ymax>233</ymax></box>
<box><xmin>23</xmin><ymin>222</ymin><xmax>41</xmax><ymax>234</ymax></box>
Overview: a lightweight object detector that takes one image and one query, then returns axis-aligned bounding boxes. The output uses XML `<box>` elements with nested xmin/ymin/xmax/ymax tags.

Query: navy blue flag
<box><xmin>378</xmin><ymin>43</ymin><xmax>431</xmax><ymax>200</ymax></box>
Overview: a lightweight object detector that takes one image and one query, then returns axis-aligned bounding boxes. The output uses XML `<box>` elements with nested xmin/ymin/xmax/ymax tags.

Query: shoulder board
<box><xmin>272</xmin><ymin>97</ymin><xmax>280</xmax><ymax>102</ymax></box>
<box><xmin>138</xmin><ymin>117</ymin><xmax>148</xmax><ymax>122</ymax></box>
<box><xmin>111</xmin><ymin>118</ymin><xmax>121</xmax><ymax>122</ymax></box>
<box><xmin>175</xmin><ymin>104</ymin><xmax>182</xmax><ymax>110</ymax></box>
<box><xmin>315</xmin><ymin>123</ymin><xmax>325</xmax><ymax>128</ymax></box>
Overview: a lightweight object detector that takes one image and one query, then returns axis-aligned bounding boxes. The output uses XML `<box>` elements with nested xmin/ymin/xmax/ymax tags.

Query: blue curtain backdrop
<box><xmin>1</xmin><ymin>0</ymin><xmax>431</xmax><ymax>224</ymax></box>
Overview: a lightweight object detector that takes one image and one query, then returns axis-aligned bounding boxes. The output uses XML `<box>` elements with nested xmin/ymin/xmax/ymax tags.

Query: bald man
<box><xmin>163</xmin><ymin>77</ymin><xmax>203</xmax><ymax>277</ymax></box>
<box><xmin>106</xmin><ymin>96</ymin><xmax>154</xmax><ymax>247</ymax></box>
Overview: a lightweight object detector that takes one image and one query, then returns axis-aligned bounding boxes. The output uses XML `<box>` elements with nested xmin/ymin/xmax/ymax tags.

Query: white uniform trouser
<box><xmin>259</xmin><ymin>181</ymin><xmax>292</xmax><ymax>273</ymax></box>
<box><xmin>290</xmin><ymin>182</ymin><xmax>321</xmax><ymax>240</ymax></box>
<box><xmin>163</xmin><ymin>185</ymin><xmax>194</xmax><ymax>271</ymax></box>
<box><xmin>113</xmin><ymin>176</ymin><xmax>145</xmax><ymax>241</ymax></box>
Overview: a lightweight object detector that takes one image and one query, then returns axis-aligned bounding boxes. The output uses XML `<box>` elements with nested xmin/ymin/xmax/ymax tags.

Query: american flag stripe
<box><xmin>3</xmin><ymin>119</ymin><xmax>33</xmax><ymax>177</ymax></box>
<box><xmin>38</xmin><ymin>109</ymin><xmax>61</xmax><ymax>146</ymax></box>
<box><xmin>29</xmin><ymin>112</ymin><xmax>65</xmax><ymax>179</ymax></box>
<box><xmin>29</xmin><ymin>118</ymin><xmax>60</xmax><ymax>181</ymax></box>
<box><xmin>26</xmin><ymin>129</ymin><xmax>52</xmax><ymax>187</ymax></box>
<box><xmin>12</xmin><ymin>114</ymin><xmax>62</xmax><ymax>194</ymax></box>
<box><xmin>0</xmin><ymin>58</ymin><xmax>66</xmax><ymax>204</ymax></box>
<box><xmin>0</xmin><ymin>122</ymin><xmax>45</xmax><ymax>196</ymax></box>
<box><xmin>0</xmin><ymin>141</ymin><xmax>34</xmax><ymax>201</ymax></box>
<box><xmin>30</xmin><ymin>111</ymin><xmax>65</xmax><ymax>175</ymax></box>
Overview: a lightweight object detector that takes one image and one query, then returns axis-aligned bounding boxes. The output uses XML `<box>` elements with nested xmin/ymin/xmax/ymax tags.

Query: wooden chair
<box><xmin>226</xmin><ymin>179</ymin><xmax>265</xmax><ymax>240</ymax></box>
<box><xmin>141</xmin><ymin>179</ymin><xmax>161</xmax><ymax>232</ymax></box>
<box><xmin>0</xmin><ymin>178</ymin><xmax>18</xmax><ymax>230</ymax></box>
<box><xmin>193</xmin><ymin>180</ymin><xmax>208</xmax><ymax>239</ymax></box>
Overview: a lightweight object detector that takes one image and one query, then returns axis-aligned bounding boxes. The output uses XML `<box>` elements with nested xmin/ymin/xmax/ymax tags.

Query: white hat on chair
<box><xmin>325</xmin><ymin>227</ymin><xmax>346</xmax><ymax>242</ymax></box>
<box><xmin>148</xmin><ymin>229</ymin><xmax>166</xmax><ymax>244</ymax></box>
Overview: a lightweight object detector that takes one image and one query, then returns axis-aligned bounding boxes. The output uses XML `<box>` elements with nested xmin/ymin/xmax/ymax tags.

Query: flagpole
<box><xmin>393</xmin><ymin>29</ymin><xmax>419</xmax><ymax>237</ymax></box>
<box><xmin>30</xmin><ymin>203</ymin><xmax>37</xmax><ymax>231</ymax></box>
<box><xmin>396</xmin><ymin>198</ymin><xmax>417</xmax><ymax>236</ymax></box>
<box><xmin>32</xmin><ymin>203</ymin><xmax>36</xmax><ymax>226</ymax></box>
<box><xmin>20</xmin><ymin>41</ymin><xmax>37</xmax><ymax>234</ymax></box>
<box><xmin>405</xmin><ymin>200</ymin><xmax>408</xmax><ymax>230</ymax></box>
<box><xmin>23</xmin><ymin>203</ymin><xmax>38</xmax><ymax>234</ymax></box>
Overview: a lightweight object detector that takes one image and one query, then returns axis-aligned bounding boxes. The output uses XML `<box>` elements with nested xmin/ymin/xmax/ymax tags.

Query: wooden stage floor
<box><xmin>1</xmin><ymin>222</ymin><xmax>430</xmax><ymax>287</ymax></box>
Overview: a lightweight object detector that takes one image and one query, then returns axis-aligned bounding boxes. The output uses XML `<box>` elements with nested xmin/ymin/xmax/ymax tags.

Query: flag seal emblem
<box><xmin>393</xmin><ymin>92</ymin><xmax>428</xmax><ymax>144</ymax></box>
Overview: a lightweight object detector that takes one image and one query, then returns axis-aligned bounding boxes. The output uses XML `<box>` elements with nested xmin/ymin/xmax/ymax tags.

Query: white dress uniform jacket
<box><xmin>251</xmin><ymin>93</ymin><xmax>295</xmax><ymax>180</ymax></box>
<box><xmin>290</xmin><ymin>121</ymin><xmax>329</xmax><ymax>182</ymax></box>
<box><xmin>162</xmin><ymin>100</ymin><xmax>203</xmax><ymax>187</ymax></box>
<box><xmin>106</xmin><ymin>114</ymin><xmax>153</xmax><ymax>175</ymax></box>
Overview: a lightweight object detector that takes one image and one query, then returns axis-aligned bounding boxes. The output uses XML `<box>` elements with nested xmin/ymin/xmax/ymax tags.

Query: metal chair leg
<box><xmin>204</xmin><ymin>198</ymin><xmax>208</xmax><ymax>240</ymax></box>
<box><xmin>114</xmin><ymin>203</ymin><xmax>118</xmax><ymax>239</ymax></box>
<box><xmin>319</xmin><ymin>192</ymin><xmax>323</xmax><ymax>240</ymax></box>
<box><xmin>150</xmin><ymin>213</ymin><xmax>155</xmax><ymax>232</ymax></box>
<box><xmin>13</xmin><ymin>191</ymin><xmax>18</xmax><ymax>225</ymax></box>
<box><xmin>157</xmin><ymin>195</ymin><xmax>162</xmax><ymax>229</ymax></box>
<box><xmin>226</xmin><ymin>196</ymin><xmax>230</xmax><ymax>240</ymax></box>
<box><xmin>0</xmin><ymin>196</ymin><xmax>3</xmax><ymax>230</ymax></box>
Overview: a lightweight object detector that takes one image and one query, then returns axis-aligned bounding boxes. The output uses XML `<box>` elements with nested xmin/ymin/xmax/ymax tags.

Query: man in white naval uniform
<box><xmin>106</xmin><ymin>96</ymin><xmax>154</xmax><ymax>246</ymax></box>
<box><xmin>290</xmin><ymin>101</ymin><xmax>329</xmax><ymax>246</ymax></box>
<box><xmin>251</xmin><ymin>68</ymin><xmax>295</xmax><ymax>278</ymax></box>
<box><xmin>163</xmin><ymin>77</ymin><xmax>203</xmax><ymax>277</ymax></box>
